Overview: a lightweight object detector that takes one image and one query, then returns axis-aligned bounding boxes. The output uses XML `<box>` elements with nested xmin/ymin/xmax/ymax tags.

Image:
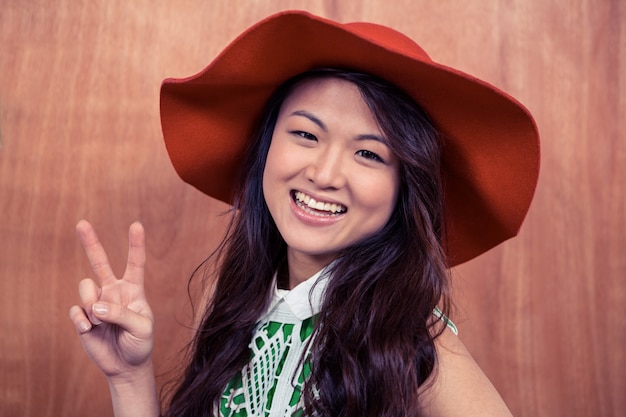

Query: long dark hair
<box><xmin>164</xmin><ymin>68</ymin><xmax>450</xmax><ymax>417</ymax></box>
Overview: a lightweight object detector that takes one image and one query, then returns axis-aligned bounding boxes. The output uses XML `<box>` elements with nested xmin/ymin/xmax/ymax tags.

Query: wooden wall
<box><xmin>0</xmin><ymin>1</ymin><xmax>623</xmax><ymax>416</ymax></box>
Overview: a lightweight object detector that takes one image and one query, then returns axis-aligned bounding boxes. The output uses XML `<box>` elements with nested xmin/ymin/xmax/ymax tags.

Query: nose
<box><xmin>305</xmin><ymin>147</ymin><xmax>346</xmax><ymax>190</ymax></box>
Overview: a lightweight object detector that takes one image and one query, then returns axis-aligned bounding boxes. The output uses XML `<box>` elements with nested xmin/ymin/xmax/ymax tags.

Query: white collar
<box><xmin>264</xmin><ymin>266</ymin><xmax>331</xmax><ymax>321</ymax></box>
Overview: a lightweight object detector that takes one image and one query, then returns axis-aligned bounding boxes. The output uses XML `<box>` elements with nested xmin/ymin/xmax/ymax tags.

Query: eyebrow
<box><xmin>290</xmin><ymin>110</ymin><xmax>327</xmax><ymax>132</ymax></box>
<box><xmin>355</xmin><ymin>134</ymin><xmax>387</xmax><ymax>144</ymax></box>
<box><xmin>289</xmin><ymin>110</ymin><xmax>388</xmax><ymax>144</ymax></box>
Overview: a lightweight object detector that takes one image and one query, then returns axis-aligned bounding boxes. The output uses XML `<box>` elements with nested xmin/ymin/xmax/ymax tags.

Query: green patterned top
<box><xmin>218</xmin><ymin>268</ymin><xmax>457</xmax><ymax>416</ymax></box>
<box><xmin>218</xmin><ymin>268</ymin><xmax>328</xmax><ymax>417</ymax></box>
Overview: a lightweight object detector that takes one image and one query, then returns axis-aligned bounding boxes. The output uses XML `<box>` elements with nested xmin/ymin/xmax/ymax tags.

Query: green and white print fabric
<box><xmin>217</xmin><ymin>267</ymin><xmax>458</xmax><ymax>416</ymax></box>
<box><xmin>219</xmin><ymin>269</ymin><xmax>328</xmax><ymax>417</ymax></box>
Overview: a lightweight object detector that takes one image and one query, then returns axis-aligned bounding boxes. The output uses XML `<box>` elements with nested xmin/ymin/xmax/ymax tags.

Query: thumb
<box><xmin>92</xmin><ymin>302</ymin><xmax>154</xmax><ymax>340</ymax></box>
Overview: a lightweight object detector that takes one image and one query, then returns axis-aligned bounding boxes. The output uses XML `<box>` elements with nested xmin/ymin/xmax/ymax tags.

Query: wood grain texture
<box><xmin>0</xmin><ymin>1</ymin><xmax>623</xmax><ymax>416</ymax></box>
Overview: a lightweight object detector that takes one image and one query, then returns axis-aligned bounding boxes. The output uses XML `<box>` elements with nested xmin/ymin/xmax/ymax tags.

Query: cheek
<box><xmin>375</xmin><ymin>186</ymin><xmax>399</xmax><ymax>217</ymax></box>
<box><xmin>262</xmin><ymin>161</ymin><xmax>275</xmax><ymax>207</ymax></box>
<box><xmin>262</xmin><ymin>138</ymin><xmax>291</xmax><ymax>202</ymax></box>
<box><xmin>263</xmin><ymin>137</ymin><xmax>306</xmax><ymax>186</ymax></box>
<box><xmin>262</xmin><ymin>143</ymin><xmax>275</xmax><ymax>203</ymax></box>
<box><xmin>358</xmin><ymin>171</ymin><xmax>400</xmax><ymax>211</ymax></box>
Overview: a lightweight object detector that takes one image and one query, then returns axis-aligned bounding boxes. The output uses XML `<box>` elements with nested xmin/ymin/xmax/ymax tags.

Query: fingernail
<box><xmin>92</xmin><ymin>303</ymin><xmax>108</xmax><ymax>315</ymax></box>
<box><xmin>79</xmin><ymin>322</ymin><xmax>91</xmax><ymax>333</ymax></box>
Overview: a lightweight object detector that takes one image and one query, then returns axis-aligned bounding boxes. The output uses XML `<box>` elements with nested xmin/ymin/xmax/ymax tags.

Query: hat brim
<box><xmin>160</xmin><ymin>10</ymin><xmax>540</xmax><ymax>267</ymax></box>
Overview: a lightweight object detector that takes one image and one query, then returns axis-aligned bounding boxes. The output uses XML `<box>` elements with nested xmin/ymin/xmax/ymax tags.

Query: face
<box><xmin>262</xmin><ymin>77</ymin><xmax>400</xmax><ymax>286</ymax></box>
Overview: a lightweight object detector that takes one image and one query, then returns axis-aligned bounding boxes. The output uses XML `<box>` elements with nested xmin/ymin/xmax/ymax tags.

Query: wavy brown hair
<box><xmin>164</xmin><ymin>68</ymin><xmax>450</xmax><ymax>417</ymax></box>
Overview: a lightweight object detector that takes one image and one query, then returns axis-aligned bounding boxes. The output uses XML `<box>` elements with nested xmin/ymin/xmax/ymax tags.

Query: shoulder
<box><xmin>418</xmin><ymin>328</ymin><xmax>514</xmax><ymax>417</ymax></box>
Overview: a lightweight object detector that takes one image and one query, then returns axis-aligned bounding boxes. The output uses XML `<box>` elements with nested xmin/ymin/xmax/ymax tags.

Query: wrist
<box><xmin>107</xmin><ymin>359</ymin><xmax>156</xmax><ymax>387</ymax></box>
<box><xmin>106</xmin><ymin>361</ymin><xmax>160</xmax><ymax>417</ymax></box>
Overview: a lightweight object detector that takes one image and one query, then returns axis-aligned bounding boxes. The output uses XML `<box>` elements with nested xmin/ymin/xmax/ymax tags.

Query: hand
<box><xmin>69</xmin><ymin>220</ymin><xmax>155</xmax><ymax>381</ymax></box>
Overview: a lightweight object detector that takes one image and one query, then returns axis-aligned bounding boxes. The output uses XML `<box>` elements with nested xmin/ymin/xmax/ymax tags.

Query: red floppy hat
<box><xmin>160</xmin><ymin>10</ymin><xmax>540</xmax><ymax>266</ymax></box>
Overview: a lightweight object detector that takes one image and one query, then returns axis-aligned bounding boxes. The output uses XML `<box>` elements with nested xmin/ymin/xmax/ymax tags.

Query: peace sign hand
<box><xmin>69</xmin><ymin>220</ymin><xmax>155</xmax><ymax>381</ymax></box>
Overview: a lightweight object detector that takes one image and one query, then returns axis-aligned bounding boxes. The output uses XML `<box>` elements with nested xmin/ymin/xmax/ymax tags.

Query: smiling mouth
<box><xmin>292</xmin><ymin>191</ymin><xmax>347</xmax><ymax>215</ymax></box>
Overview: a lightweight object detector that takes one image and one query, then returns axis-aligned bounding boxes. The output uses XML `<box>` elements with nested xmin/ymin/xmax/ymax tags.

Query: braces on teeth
<box><xmin>294</xmin><ymin>191</ymin><xmax>346</xmax><ymax>214</ymax></box>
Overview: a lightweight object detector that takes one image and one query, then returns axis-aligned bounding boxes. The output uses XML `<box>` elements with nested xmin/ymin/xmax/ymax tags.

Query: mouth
<box><xmin>292</xmin><ymin>191</ymin><xmax>347</xmax><ymax>216</ymax></box>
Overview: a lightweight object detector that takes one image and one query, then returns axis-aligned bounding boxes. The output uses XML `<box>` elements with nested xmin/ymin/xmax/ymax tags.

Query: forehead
<box><xmin>278</xmin><ymin>77</ymin><xmax>378</xmax><ymax>126</ymax></box>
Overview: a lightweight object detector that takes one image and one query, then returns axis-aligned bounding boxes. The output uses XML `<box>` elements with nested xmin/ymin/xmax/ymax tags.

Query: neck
<box><xmin>286</xmin><ymin>250</ymin><xmax>335</xmax><ymax>289</ymax></box>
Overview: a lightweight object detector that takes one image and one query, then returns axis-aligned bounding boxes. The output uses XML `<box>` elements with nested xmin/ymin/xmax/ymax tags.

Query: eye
<box><xmin>291</xmin><ymin>130</ymin><xmax>317</xmax><ymax>141</ymax></box>
<box><xmin>356</xmin><ymin>149</ymin><xmax>384</xmax><ymax>163</ymax></box>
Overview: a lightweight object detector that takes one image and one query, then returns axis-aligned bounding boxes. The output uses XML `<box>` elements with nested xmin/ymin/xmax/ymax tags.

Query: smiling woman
<box><xmin>68</xmin><ymin>10</ymin><xmax>539</xmax><ymax>417</ymax></box>
<box><xmin>263</xmin><ymin>76</ymin><xmax>402</xmax><ymax>286</ymax></box>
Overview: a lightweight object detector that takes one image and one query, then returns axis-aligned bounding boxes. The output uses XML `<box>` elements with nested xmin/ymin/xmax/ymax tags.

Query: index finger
<box><xmin>76</xmin><ymin>220</ymin><xmax>117</xmax><ymax>286</ymax></box>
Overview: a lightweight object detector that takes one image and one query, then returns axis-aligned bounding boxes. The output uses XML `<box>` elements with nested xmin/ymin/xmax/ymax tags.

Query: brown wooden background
<box><xmin>1</xmin><ymin>1</ymin><xmax>624</xmax><ymax>416</ymax></box>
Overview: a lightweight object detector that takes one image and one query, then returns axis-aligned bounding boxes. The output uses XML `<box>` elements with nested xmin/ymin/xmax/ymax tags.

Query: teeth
<box><xmin>294</xmin><ymin>191</ymin><xmax>346</xmax><ymax>214</ymax></box>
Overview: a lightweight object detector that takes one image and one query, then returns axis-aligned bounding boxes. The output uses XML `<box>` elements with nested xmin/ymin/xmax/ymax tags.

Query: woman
<box><xmin>69</xmin><ymin>11</ymin><xmax>539</xmax><ymax>417</ymax></box>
